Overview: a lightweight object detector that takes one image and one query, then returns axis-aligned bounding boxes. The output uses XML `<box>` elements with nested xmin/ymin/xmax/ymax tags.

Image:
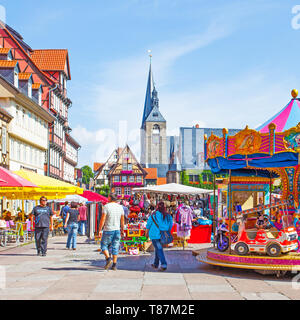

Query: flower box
<box><xmin>113</xmin><ymin>182</ymin><xmax>121</xmax><ymax>186</ymax></box>
<box><xmin>121</xmin><ymin>170</ymin><xmax>133</xmax><ymax>174</ymax></box>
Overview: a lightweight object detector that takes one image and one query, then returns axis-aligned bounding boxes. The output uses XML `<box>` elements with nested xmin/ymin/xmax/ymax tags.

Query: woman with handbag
<box><xmin>145</xmin><ymin>202</ymin><xmax>173</xmax><ymax>271</ymax></box>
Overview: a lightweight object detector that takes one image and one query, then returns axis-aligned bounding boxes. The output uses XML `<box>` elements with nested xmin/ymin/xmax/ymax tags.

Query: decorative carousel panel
<box><xmin>206</xmin><ymin>134</ymin><xmax>224</xmax><ymax>159</ymax></box>
<box><xmin>283</xmin><ymin>123</ymin><xmax>300</xmax><ymax>152</ymax></box>
<box><xmin>228</xmin><ymin>126</ymin><xmax>262</xmax><ymax>156</ymax></box>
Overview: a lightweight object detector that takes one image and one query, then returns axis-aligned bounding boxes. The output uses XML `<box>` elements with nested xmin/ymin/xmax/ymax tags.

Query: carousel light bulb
<box><xmin>291</xmin><ymin>89</ymin><xmax>298</xmax><ymax>99</ymax></box>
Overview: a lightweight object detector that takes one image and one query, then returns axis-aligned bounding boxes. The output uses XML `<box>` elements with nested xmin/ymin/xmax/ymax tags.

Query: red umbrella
<box><xmin>82</xmin><ymin>191</ymin><xmax>108</xmax><ymax>204</ymax></box>
<box><xmin>0</xmin><ymin>167</ymin><xmax>38</xmax><ymax>188</ymax></box>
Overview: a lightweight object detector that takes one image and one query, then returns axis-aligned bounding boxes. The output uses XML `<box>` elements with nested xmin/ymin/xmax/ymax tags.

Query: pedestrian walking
<box><xmin>64</xmin><ymin>202</ymin><xmax>80</xmax><ymax>250</ymax></box>
<box><xmin>60</xmin><ymin>201</ymin><xmax>69</xmax><ymax>234</ymax></box>
<box><xmin>31</xmin><ymin>196</ymin><xmax>53</xmax><ymax>256</ymax></box>
<box><xmin>78</xmin><ymin>202</ymin><xmax>87</xmax><ymax>236</ymax></box>
<box><xmin>120</xmin><ymin>200</ymin><xmax>129</xmax><ymax>224</ymax></box>
<box><xmin>98</xmin><ymin>193</ymin><xmax>124</xmax><ymax>271</ymax></box>
<box><xmin>145</xmin><ymin>202</ymin><xmax>173</xmax><ymax>271</ymax></box>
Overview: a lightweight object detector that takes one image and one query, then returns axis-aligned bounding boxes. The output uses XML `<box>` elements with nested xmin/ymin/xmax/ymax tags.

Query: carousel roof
<box><xmin>257</xmin><ymin>91</ymin><xmax>300</xmax><ymax>133</ymax></box>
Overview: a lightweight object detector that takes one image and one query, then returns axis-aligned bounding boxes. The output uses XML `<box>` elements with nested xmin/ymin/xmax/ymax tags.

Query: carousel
<box><xmin>197</xmin><ymin>90</ymin><xmax>300</xmax><ymax>276</ymax></box>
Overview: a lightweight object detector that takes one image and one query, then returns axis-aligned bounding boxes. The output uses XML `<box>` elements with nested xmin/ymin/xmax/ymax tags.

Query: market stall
<box><xmin>133</xmin><ymin>183</ymin><xmax>214</xmax><ymax>247</ymax></box>
<box><xmin>81</xmin><ymin>191</ymin><xmax>108</xmax><ymax>240</ymax></box>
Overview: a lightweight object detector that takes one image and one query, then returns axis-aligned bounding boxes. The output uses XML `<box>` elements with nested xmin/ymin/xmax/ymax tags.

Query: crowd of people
<box><xmin>0</xmin><ymin>192</ymin><xmax>212</xmax><ymax>271</ymax></box>
<box><xmin>22</xmin><ymin>192</ymin><xmax>212</xmax><ymax>271</ymax></box>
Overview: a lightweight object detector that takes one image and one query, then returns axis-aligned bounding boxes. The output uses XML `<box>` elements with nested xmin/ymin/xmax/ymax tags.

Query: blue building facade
<box><xmin>179</xmin><ymin>127</ymin><xmax>241</xmax><ymax>171</ymax></box>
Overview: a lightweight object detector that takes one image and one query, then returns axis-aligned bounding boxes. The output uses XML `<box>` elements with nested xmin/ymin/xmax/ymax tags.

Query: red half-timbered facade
<box><xmin>0</xmin><ymin>22</ymin><xmax>80</xmax><ymax>182</ymax></box>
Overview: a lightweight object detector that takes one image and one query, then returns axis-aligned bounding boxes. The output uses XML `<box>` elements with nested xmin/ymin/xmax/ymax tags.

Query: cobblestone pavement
<box><xmin>0</xmin><ymin>235</ymin><xmax>300</xmax><ymax>300</ymax></box>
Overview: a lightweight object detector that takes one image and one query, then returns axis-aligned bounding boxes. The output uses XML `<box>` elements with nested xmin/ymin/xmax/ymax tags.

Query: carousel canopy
<box><xmin>205</xmin><ymin>122</ymin><xmax>300</xmax><ymax>174</ymax></box>
<box><xmin>133</xmin><ymin>183</ymin><xmax>213</xmax><ymax>195</ymax></box>
<box><xmin>257</xmin><ymin>93</ymin><xmax>300</xmax><ymax>133</ymax></box>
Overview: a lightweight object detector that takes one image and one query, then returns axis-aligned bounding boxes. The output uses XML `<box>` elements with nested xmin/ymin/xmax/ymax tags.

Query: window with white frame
<box><xmin>2</xmin><ymin>126</ymin><xmax>7</xmax><ymax>155</ymax></box>
<box><xmin>10</xmin><ymin>138</ymin><xmax>14</xmax><ymax>159</ymax></box>
<box><xmin>121</xmin><ymin>176</ymin><xmax>127</xmax><ymax>183</ymax></box>
<box><xmin>114</xmin><ymin>176</ymin><xmax>119</xmax><ymax>182</ymax></box>
<box><xmin>129</xmin><ymin>176</ymin><xmax>134</xmax><ymax>182</ymax></box>
<box><xmin>28</xmin><ymin>79</ymin><xmax>32</xmax><ymax>98</ymax></box>
<box><xmin>115</xmin><ymin>187</ymin><xmax>121</xmax><ymax>196</ymax></box>
<box><xmin>136</xmin><ymin>176</ymin><xmax>142</xmax><ymax>183</ymax></box>
<box><xmin>128</xmin><ymin>163</ymin><xmax>132</xmax><ymax>170</ymax></box>
<box><xmin>38</xmin><ymin>88</ymin><xmax>42</xmax><ymax>106</ymax></box>
<box><xmin>124</xmin><ymin>187</ymin><xmax>131</xmax><ymax>196</ymax></box>
<box><xmin>14</xmin><ymin>70</ymin><xmax>18</xmax><ymax>88</ymax></box>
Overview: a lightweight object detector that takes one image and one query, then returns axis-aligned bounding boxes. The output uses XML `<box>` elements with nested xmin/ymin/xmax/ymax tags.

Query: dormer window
<box><xmin>28</xmin><ymin>78</ymin><xmax>32</xmax><ymax>98</ymax></box>
<box><xmin>32</xmin><ymin>83</ymin><xmax>43</xmax><ymax>105</ymax></box>
<box><xmin>14</xmin><ymin>70</ymin><xmax>18</xmax><ymax>88</ymax></box>
<box><xmin>38</xmin><ymin>88</ymin><xmax>42</xmax><ymax>106</ymax></box>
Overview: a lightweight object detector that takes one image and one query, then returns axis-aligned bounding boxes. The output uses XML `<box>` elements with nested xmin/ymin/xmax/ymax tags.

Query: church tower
<box><xmin>140</xmin><ymin>57</ymin><xmax>168</xmax><ymax>178</ymax></box>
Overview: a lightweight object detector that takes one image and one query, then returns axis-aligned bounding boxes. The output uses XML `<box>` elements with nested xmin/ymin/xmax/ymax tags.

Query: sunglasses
<box><xmin>41</xmin><ymin>199</ymin><xmax>48</xmax><ymax>202</ymax></box>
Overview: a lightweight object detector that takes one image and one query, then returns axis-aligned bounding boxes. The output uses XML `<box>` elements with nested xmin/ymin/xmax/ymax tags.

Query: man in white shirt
<box><xmin>98</xmin><ymin>193</ymin><xmax>124</xmax><ymax>270</ymax></box>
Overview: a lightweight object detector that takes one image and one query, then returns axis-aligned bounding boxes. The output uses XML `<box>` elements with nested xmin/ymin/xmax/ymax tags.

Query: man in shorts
<box><xmin>98</xmin><ymin>193</ymin><xmax>124</xmax><ymax>270</ymax></box>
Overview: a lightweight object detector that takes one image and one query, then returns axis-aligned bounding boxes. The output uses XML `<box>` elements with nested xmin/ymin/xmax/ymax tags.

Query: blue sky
<box><xmin>2</xmin><ymin>0</ymin><xmax>300</xmax><ymax>167</ymax></box>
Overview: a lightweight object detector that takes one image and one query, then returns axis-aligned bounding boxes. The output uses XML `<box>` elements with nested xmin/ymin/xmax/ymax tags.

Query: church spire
<box><xmin>141</xmin><ymin>52</ymin><xmax>154</xmax><ymax>129</ymax></box>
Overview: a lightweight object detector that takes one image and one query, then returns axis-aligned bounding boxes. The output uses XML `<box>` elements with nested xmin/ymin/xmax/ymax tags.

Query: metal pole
<box><xmin>269</xmin><ymin>173</ymin><xmax>272</xmax><ymax>210</ymax></box>
<box><xmin>213</xmin><ymin>174</ymin><xmax>216</xmax><ymax>247</ymax></box>
<box><xmin>228</xmin><ymin>170</ymin><xmax>232</xmax><ymax>254</ymax></box>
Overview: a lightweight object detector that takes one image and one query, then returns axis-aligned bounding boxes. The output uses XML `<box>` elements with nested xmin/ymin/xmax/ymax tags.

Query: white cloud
<box><xmin>73</xmin><ymin>1</ymin><xmax>293</xmax><ymax>168</ymax></box>
<box><xmin>74</xmin><ymin>21</ymin><xmax>233</xmax><ymax>167</ymax></box>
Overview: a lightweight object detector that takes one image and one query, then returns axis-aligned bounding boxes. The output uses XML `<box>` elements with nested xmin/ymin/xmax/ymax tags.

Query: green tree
<box><xmin>96</xmin><ymin>185</ymin><xmax>110</xmax><ymax>197</ymax></box>
<box><xmin>81</xmin><ymin>165</ymin><xmax>94</xmax><ymax>186</ymax></box>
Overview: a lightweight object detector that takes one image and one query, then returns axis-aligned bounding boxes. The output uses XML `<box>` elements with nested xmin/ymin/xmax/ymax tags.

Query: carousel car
<box><xmin>231</xmin><ymin>215</ymin><xmax>298</xmax><ymax>257</ymax></box>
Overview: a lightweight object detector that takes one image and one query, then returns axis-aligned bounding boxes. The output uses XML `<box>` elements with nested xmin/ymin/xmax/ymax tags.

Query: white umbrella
<box><xmin>53</xmin><ymin>194</ymin><xmax>88</xmax><ymax>203</ymax></box>
<box><xmin>132</xmin><ymin>183</ymin><xmax>214</xmax><ymax>195</ymax></box>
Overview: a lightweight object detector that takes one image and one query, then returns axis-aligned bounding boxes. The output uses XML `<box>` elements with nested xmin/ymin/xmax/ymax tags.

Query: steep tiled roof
<box><xmin>144</xmin><ymin>168</ymin><xmax>157</xmax><ymax>180</ymax></box>
<box><xmin>94</xmin><ymin>162</ymin><xmax>104</xmax><ymax>172</ymax></box>
<box><xmin>31</xmin><ymin>49</ymin><xmax>68</xmax><ymax>71</ymax></box>
<box><xmin>32</xmin><ymin>83</ymin><xmax>42</xmax><ymax>90</ymax></box>
<box><xmin>0</xmin><ymin>60</ymin><xmax>18</xmax><ymax>68</ymax></box>
<box><xmin>0</xmin><ymin>48</ymin><xmax>11</xmax><ymax>54</ymax></box>
<box><xmin>18</xmin><ymin>72</ymin><xmax>32</xmax><ymax>80</ymax></box>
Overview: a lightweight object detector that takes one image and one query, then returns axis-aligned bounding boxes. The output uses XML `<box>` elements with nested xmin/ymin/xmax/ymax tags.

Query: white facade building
<box><xmin>0</xmin><ymin>76</ymin><xmax>55</xmax><ymax>175</ymax></box>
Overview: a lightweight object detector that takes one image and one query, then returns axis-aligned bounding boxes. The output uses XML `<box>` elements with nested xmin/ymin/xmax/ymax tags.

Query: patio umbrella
<box><xmin>82</xmin><ymin>190</ymin><xmax>108</xmax><ymax>204</ymax></box>
<box><xmin>53</xmin><ymin>194</ymin><xmax>88</xmax><ymax>203</ymax></box>
<box><xmin>0</xmin><ymin>166</ymin><xmax>38</xmax><ymax>192</ymax></box>
<box><xmin>14</xmin><ymin>170</ymin><xmax>83</xmax><ymax>196</ymax></box>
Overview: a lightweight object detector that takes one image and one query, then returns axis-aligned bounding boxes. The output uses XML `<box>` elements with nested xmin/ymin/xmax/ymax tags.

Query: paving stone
<box><xmin>143</xmin><ymin>277</ymin><xmax>186</xmax><ymax>285</ymax></box>
<box><xmin>190</xmin><ymin>292</ymin><xmax>243</xmax><ymax>300</ymax></box>
<box><xmin>184</xmin><ymin>273</ymin><xmax>228</xmax><ymax>285</ymax></box>
<box><xmin>226</xmin><ymin>277</ymin><xmax>276</xmax><ymax>291</ymax></box>
<box><xmin>0</xmin><ymin>286</ymin><xmax>48</xmax><ymax>296</ymax></box>
<box><xmin>141</xmin><ymin>285</ymin><xmax>191</xmax><ymax>300</ymax></box>
<box><xmin>188</xmin><ymin>284</ymin><xmax>235</xmax><ymax>293</ymax></box>
<box><xmin>94</xmin><ymin>278</ymin><xmax>143</xmax><ymax>293</ymax></box>
<box><xmin>34</xmin><ymin>293</ymin><xmax>90</xmax><ymax>300</ymax></box>
<box><xmin>258</xmin><ymin>292</ymin><xmax>290</xmax><ymax>300</ymax></box>
<box><xmin>240</xmin><ymin>292</ymin><xmax>263</xmax><ymax>300</ymax></box>
<box><xmin>0</xmin><ymin>236</ymin><xmax>300</xmax><ymax>300</ymax></box>
<box><xmin>88</xmin><ymin>292</ymin><xmax>141</xmax><ymax>300</ymax></box>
